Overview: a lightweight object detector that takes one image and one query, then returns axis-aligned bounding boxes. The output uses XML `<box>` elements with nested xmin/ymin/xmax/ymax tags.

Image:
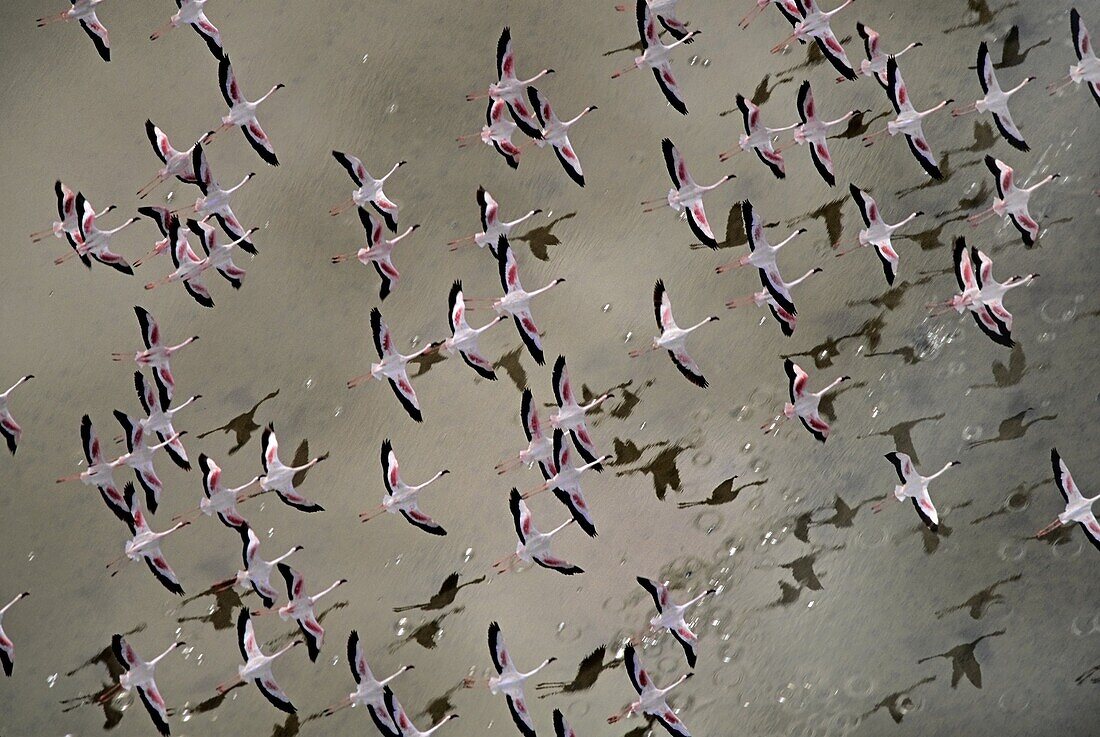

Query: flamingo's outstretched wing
<box><xmin>79</xmin><ymin>11</ymin><xmax>111</xmax><ymax>62</ymax></box>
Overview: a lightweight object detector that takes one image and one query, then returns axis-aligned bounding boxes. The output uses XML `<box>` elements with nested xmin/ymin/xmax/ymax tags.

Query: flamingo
<box><xmin>213</xmin><ymin>525</ymin><xmax>302</xmax><ymax>609</ymax></box>
<box><xmin>329</xmin><ymin>152</ymin><xmax>406</xmax><ymax>230</ymax></box>
<box><xmin>109</xmin><ymin>635</ymin><xmax>183</xmax><ymax>736</ymax></box>
<box><xmin>181</xmin><ymin>453</ymin><xmax>261</xmax><ymax>529</ymax></box>
<box><xmin>1048</xmin><ymin>8</ymin><xmax>1100</xmax><ymax>108</ymax></box>
<box><xmin>465</xmin><ymin>622</ymin><xmax>556</xmax><ymax>737</ymax></box>
<box><xmin>607</xmin><ymin>645</ymin><xmax>693</xmax><ymax>736</ymax></box>
<box><xmin>143</xmin><ymin>219</ymin><xmax>215</xmax><ymax>308</ymax></box>
<box><xmin>645</xmin><ymin>138</ymin><xmax>734</xmax><ymax>249</ymax></box>
<box><xmin>716</xmin><ymin>200</ymin><xmax>804</xmax><ymax>277</ymax></box>
<box><xmin>448</xmin><ymin>187</ymin><xmax>541</xmax><ymax>254</ymax></box>
<box><xmin>110</xmin><ymin>483</ymin><xmax>189</xmax><ymax>595</ymax></box>
<box><xmin>456</xmin><ymin>99</ymin><xmax>524</xmax><ymax>169</ymax></box>
<box><xmin>611</xmin><ymin>0</ymin><xmax>700</xmax><ymax>115</ymax></box>
<box><xmin>56</xmin><ymin>415</ymin><xmax>130</xmax><ymax>524</ymax></box>
<box><xmin>187</xmin><ymin>219</ymin><xmax>258</xmax><ymax>289</ymax></box>
<box><xmin>969</xmin><ymin>156</ymin><xmax>1058</xmax><ymax>246</ymax></box>
<box><xmin>54</xmin><ymin>193</ymin><xmax>136</xmax><ymax>273</ymax></box>
<box><xmin>321</xmin><ymin>631</ymin><xmax>413</xmax><ymax>734</ymax></box>
<box><xmin>862</xmin><ymin>57</ymin><xmax>952</xmax><ymax>180</ymax></box>
<box><xmin>0</xmin><ymin>375</ymin><xmax>33</xmax><ymax>456</ymax></box>
<box><xmin>764</xmin><ymin>359</ymin><xmax>850</xmax><ymax>442</ymax></box>
<box><xmin>721</xmin><ymin>94</ymin><xmax>798</xmax><ymax>178</ymax></box>
<box><xmin>637</xmin><ymin>577</ymin><xmax>716</xmax><ymax>667</ymax></box>
<box><xmin>523</xmin><ymin>430</ymin><xmax>609</xmax><ymax>538</ymax></box>
<box><xmin>111</xmin><ymin>410</ymin><xmax>180</xmax><ymax>513</ymax></box>
<box><xmin>0</xmin><ymin>592</ymin><xmax>29</xmax><ymax>677</ymax></box>
<box><xmin>259</xmin><ymin>424</ymin><xmax>326</xmax><ymax>513</ymax></box>
<box><xmin>150</xmin><ymin>0</ymin><xmax>224</xmax><ymax>60</ymax></box>
<box><xmin>493</xmin><ymin>488</ymin><xmax>583</xmax><ymax>575</ymax></box>
<box><xmin>772</xmin><ymin>0</ymin><xmax>857</xmax><ymax>81</ymax></box>
<box><xmin>739</xmin><ymin>0</ymin><xmax>802</xmax><ymax>31</ymax></box>
<box><xmin>187</xmin><ymin>143</ymin><xmax>256</xmax><ymax>250</ymax></box>
<box><xmin>134</xmin><ymin>205</ymin><xmax>186</xmax><ymax>267</ymax></box>
<box><xmin>137</xmin><ymin>121</ymin><xmax>199</xmax><ymax>198</ymax></box>
<box><xmin>384</xmin><ymin>690</ymin><xmax>459</xmax><ymax>737</ymax></box>
<box><xmin>30</xmin><ymin>181</ymin><xmax>113</xmax><ymax>246</ymax></box>
<box><xmin>360</xmin><ymin>439</ymin><xmax>449</xmax><ymax>536</ymax></box>
<box><xmin>36</xmin><ymin>0</ymin><xmax>110</xmax><ymax>62</ymax></box>
<box><xmin>725</xmin><ymin>266</ymin><xmax>821</xmax><ymax>336</ymax></box>
<box><xmin>331</xmin><ymin>209</ymin><xmax>417</xmax><ymax>300</ymax></box>
<box><xmin>528</xmin><ymin>87</ymin><xmax>596</xmax><ymax>187</ymax></box>
<box><xmin>953</xmin><ymin>42</ymin><xmax>1034</xmax><ymax>151</ymax></box>
<box><xmin>853</xmin><ymin>23</ymin><xmax>921</xmax><ymax>88</ymax></box>
<box><xmin>217</xmin><ymin>610</ymin><xmax>301</xmax><ymax>714</ymax></box>
<box><xmin>550</xmin><ymin>355</ymin><xmax>610</xmax><ymax>467</ymax></box>
<box><xmin>616</xmin><ymin>0</ymin><xmax>693</xmax><ymax>41</ymax></box>
<box><xmin>132</xmin><ymin>371</ymin><xmax>196</xmax><ymax>471</ymax></box>
<box><xmin>1036</xmin><ymin>449</ymin><xmax>1100</xmax><ymax>550</ymax></box>
<box><xmin>444</xmin><ymin>281</ymin><xmax>506</xmax><ymax>381</ymax></box>
<box><xmin>348</xmin><ymin>308</ymin><xmax>442</xmax><ymax>422</ymax></box>
<box><xmin>111</xmin><ymin>306</ymin><xmax>197</xmax><ymax>399</ymax></box>
<box><xmin>834</xmin><ymin>184</ymin><xmax>922</xmax><ymax>285</ymax></box>
<box><xmin>203</xmin><ymin>56</ymin><xmax>284</xmax><ymax>166</ymax></box>
<box><xmin>631</xmin><ymin>279</ymin><xmax>718</xmax><ymax>388</ymax></box>
<box><xmin>872</xmin><ymin>452</ymin><xmax>960</xmax><ymax>531</ymax></box>
<box><xmin>468</xmin><ymin>27</ymin><xmax>554</xmax><ymax>139</ymax></box>
<box><xmin>793</xmin><ymin>80</ymin><xmax>857</xmax><ymax>186</ymax></box>
<box><xmin>495</xmin><ymin>388</ymin><xmax>557</xmax><ymax>478</ymax></box>
<box><xmin>260</xmin><ymin>564</ymin><xmax>346</xmax><ymax>662</ymax></box>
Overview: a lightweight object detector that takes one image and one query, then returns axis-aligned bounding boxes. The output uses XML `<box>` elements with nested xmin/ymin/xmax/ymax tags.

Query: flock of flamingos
<box><xmin>2</xmin><ymin>0</ymin><xmax>1098</xmax><ymax>735</ymax></box>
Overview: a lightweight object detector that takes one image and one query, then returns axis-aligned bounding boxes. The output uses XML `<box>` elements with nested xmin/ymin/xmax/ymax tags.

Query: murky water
<box><xmin>1</xmin><ymin>0</ymin><xmax>1098</xmax><ymax>735</ymax></box>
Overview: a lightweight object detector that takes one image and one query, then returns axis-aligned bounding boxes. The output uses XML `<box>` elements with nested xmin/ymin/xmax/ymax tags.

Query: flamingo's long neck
<box><xmin>382</xmin><ymin>162</ymin><xmax>402</xmax><ymax>181</ymax></box>
<box><xmin>815</xmin><ymin>376</ymin><xmax>845</xmax><ymax>397</ymax></box>
<box><xmin>927</xmin><ymin>463</ymin><xmax>955</xmax><ymax>481</ymax></box>
<box><xmin>414</xmin><ymin>470</ymin><xmax>447</xmax><ymax>490</ymax></box>
<box><xmin>825</xmin><ymin>0</ymin><xmax>854</xmax><ymax>17</ymax></box>
<box><xmin>381</xmin><ymin>665</ymin><xmax>412</xmax><ymax>685</ymax></box>
<box><xmin>684</xmin><ymin>590</ymin><xmax>711</xmax><ymax>608</ymax></box>
<box><xmin>151</xmin><ymin>643</ymin><xmax>179</xmax><ymax>664</ymax></box>
<box><xmin>659</xmin><ymin>673</ymin><xmax>690</xmax><ymax>695</ymax></box>
<box><xmin>775</xmin><ymin>230</ymin><xmax>803</xmax><ymax>249</ymax></box>
<box><xmin>787</xmin><ymin>268</ymin><xmax>819</xmax><ymax>288</ymax></box>
<box><xmin>393</xmin><ymin>226</ymin><xmax>416</xmax><ymax>243</ymax></box>
<box><xmin>507</xmin><ymin>210</ymin><xmax>538</xmax><ymax>228</ymax></box>
<box><xmin>686</xmin><ymin>318</ymin><xmax>713</xmax><ymax>332</ymax></box>
<box><xmin>231</xmin><ymin>477</ymin><xmax>261</xmax><ymax>494</ymax></box>
<box><xmin>2</xmin><ymin>376</ymin><xmax>30</xmax><ymax>397</ymax></box>
<box><xmin>256</xmin><ymin>85</ymin><xmax>281</xmax><ymax>105</ymax></box>
<box><xmin>312</xmin><ymin>580</ymin><xmax>344</xmax><ymax>602</ymax></box>
<box><xmin>581</xmin><ymin>394</ymin><xmax>610</xmax><ymax>411</ymax></box>
<box><xmin>0</xmin><ymin>594</ymin><xmax>25</xmax><ymax>615</ymax></box>
<box><xmin>548</xmin><ymin>519</ymin><xmax>574</xmax><ymax>537</ymax></box>
<box><xmin>898</xmin><ymin>41</ymin><xmax>920</xmax><ymax>56</ymax></box>
<box><xmin>563</xmin><ymin>108</ymin><xmax>592</xmax><ymax>127</ymax></box>
<box><xmin>106</xmin><ymin>218</ymin><xmax>138</xmax><ymax>235</ymax></box>
<box><xmin>1025</xmin><ymin>175</ymin><xmax>1055</xmax><ymax>192</ymax></box>
<box><xmin>273</xmin><ymin>547</ymin><xmax>299</xmax><ymax>564</ymax></box>
<box><xmin>272</xmin><ymin>642</ymin><xmax>296</xmax><ymax>659</ymax></box>
<box><xmin>895</xmin><ymin>212</ymin><xmax>920</xmax><ymax>229</ymax></box>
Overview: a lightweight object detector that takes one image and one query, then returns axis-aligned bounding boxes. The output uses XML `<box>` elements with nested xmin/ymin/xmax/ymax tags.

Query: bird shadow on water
<box><xmin>291</xmin><ymin>440</ymin><xmax>329</xmax><ymax>487</ymax></box>
<box><xmin>783</xmin><ymin>313</ymin><xmax>887</xmax><ymax>369</ymax></box>
<box><xmin>535</xmin><ymin>645</ymin><xmax>620</xmax><ymax>698</ymax></box>
<box><xmin>393</xmin><ymin>572</ymin><xmax>486</xmax><ymax>613</ymax></box>
<box><xmin>492</xmin><ymin>346</ymin><xmax>528</xmax><ymax>393</ymax></box>
<box><xmin>176</xmin><ymin>584</ymin><xmax>243</xmax><ymax>630</ymax></box>
<box><xmin>861</xmin><ymin>675</ymin><xmax>937</xmax><ymax>724</ymax></box>
<box><xmin>909</xmin><ymin>501</ymin><xmax>974</xmax><ymax>555</ymax></box>
<box><xmin>718</xmin><ymin>74</ymin><xmax>793</xmax><ymax>114</ymax></box>
<box><xmin>967</xmin><ymin>408</ymin><xmax>1056</xmax><ymax>449</ymax></box>
<box><xmin>902</xmin><ymin>214</ymin><xmax>968</xmax><ymax>252</ymax></box>
<box><xmin>763</xmin><ymin>546</ymin><xmax>844</xmax><ymax>608</ymax></box>
<box><xmin>991</xmin><ymin>26</ymin><xmax>1050</xmax><ymax>69</ymax></box>
<box><xmin>389</xmin><ymin>606</ymin><xmax>465</xmax><ymax>652</ymax></box>
<box><xmin>969</xmin><ymin>478</ymin><xmax>1045</xmax><ymax>525</ymax></box>
<box><xmin>943</xmin><ymin>0</ymin><xmax>1019</xmax><ymax>34</ymax></box>
<box><xmin>832</xmin><ymin>109</ymin><xmax>889</xmax><ymax>140</ymax></box>
<box><xmin>612</xmin><ymin>437</ymin><xmax>696</xmax><ymax>501</ymax></box>
<box><xmin>1076</xmin><ymin>663</ymin><xmax>1100</xmax><ymax>686</ymax></box>
<box><xmin>411</xmin><ymin>349</ymin><xmax>449</xmax><ymax>378</ymax></box>
<box><xmin>917</xmin><ymin>630</ymin><xmax>1005</xmax><ymax>689</ymax></box>
<box><xmin>677</xmin><ymin>476</ymin><xmax>768</xmax><ymax>509</ymax></box>
<box><xmin>788</xmin><ymin>196</ymin><xmax>847</xmax><ymax>248</ymax></box>
<box><xmin>857</xmin><ymin>413</ymin><xmax>946</xmax><ymax>465</ymax></box>
<box><xmin>197</xmin><ymin>389</ymin><xmax>280</xmax><ymax>455</ymax></box>
<box><xmin>934</xmin><ymin>574</ymin><xmax>1022</xmax><ymax>620</ymax></box>
<box><xmin>945</xmin><ymin>121</ymin><xmax>996</xmax><ymax>156</ymax></box>
<box><xmin>818</xmin><ymin>380</ymin><xmax>866</xmax><ymax>423</ymax></box>
<box><xmin>576</xmin><ymin>378</ymin><xmax>654</xmax><ymax>423</ymax></box>
<box><xmin>792</xmin><ymin>494</ymin><xmax>881</xmax><ymax>543</ymax></box>
<box><xmin>58</xmin><ymin>625</ymin><xmax>146</xmax><ymax>729</ymax></box>
<box><xmin>778</xmin><ymin>35</ymin><xmax>853</xmax><ymax>75</ymax></box>
<box><xmin>516</xmin><ymin>212</ymin><xmax>576</xmax><ymax>262</ymax></box>
<box><xmin>420</xmin><ymin>681</ymin><xmax>464</xmax><ymax>722</ymax></box>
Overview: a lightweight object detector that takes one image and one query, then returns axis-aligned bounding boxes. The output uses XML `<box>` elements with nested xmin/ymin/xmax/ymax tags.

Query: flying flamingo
<box><xmin>203</xmin><ymin>56</ymin><xmax>284</xmax><ymax>166</ymax></box>
<box><xmin>108</xmin><ymin>483</ymin><xmax>189</xmax><ymax>595</ymax></box>
<box><xmin>187</xmin><ymin>143</ymin><xmax>256</xmax><ymax>250</ymax></box>
<box><xmin>772</xmin><ymin>0</ymin><xmax>857</xmax><ymax>81</ymax></box>
<box><xmin>259</xmin><ymin>425</ymin><xmax>326</xmax><ymax>513</ymax></box>
<box><xmin>872</xmin><ymin>452</ymin><xmax>960</xmax><ymax>532</ymax></box>
<box><xmin>834</xmin><ymin>184</ymin><xmax>922</xmax><ymax>285</ymax></box>
<box><xmin>739</xmin><ymin>0</ymin><xmax>802</xmax><ymax>31</ymax></box>
<box><xmin>1037</xmin><ymin>449</ymin><xmax>1100</xmax><ymax>550</ymax></box>
<box><xmin>212</xmin><ymin>525</ymin><xmax>302</xmax><ymax>609</ymax></box>
<box><xmin>969</xmin><ymin>156</ymin><xmax>1058</xmax><ymax>246</ymax></box>
<box><xmin>793</xmin><ymin>80</ymin><xmax>857</xmax><ymax>186</ymax></box>
<box><xmin>360</xmin><ymin>439</ymin><xmax>450</xmax><ymax>536</ymax></box>
<box><xmin>0</xmin><ymin>375</ymin><xmax>33</xmax><ymax>455</ymax></box>
<box><xmin>953</xmin><ymin>42</ymin><xmax>1034</xmax><ymax>151</ymax></box>
<box><xmin>348</xmin><ymin>308</ymin><xmax>442</xmax><ymax>422</ymax></box>
<box><xmin>143</xmin><ymin>219</ymin><xmax>215</xmax><ymax>308</ymax></box>
<box><xmin>1048</xmin><ymin>8</ymin><xmax>1100</xmax><ymax>108</ymax></box>
<box><xmin>150</xmin><ymin>0</ymin><xmax>224</xmax><ymax>60</ymax></box>
<box><xmin>853</xmin><ymin>23</ymin><xmax>921</xmax><ymax>88</ymax></box>
<box><xmin>30</xmin><ymin>181</ymin><xmax>113</xmax><ymax>246</ymax></box>
<box><xmin>384</xmin><ymin>690</ymin><xmax>459</xmax><ymax>737</ymax></box>
<box><xmin>137</xmin><ymin>121</ymin><xmax>199</xmax><ymax>198</ymax></box>
<box><xmin>111</xmin><ymin>306</ymin><xmax>197</xmax><ymax>399</ymax></box>
<box><xmin>465</xmin><ymin>622</ymin><xmax>556</xmax><ymax>737</ymax></box>
<box><xmin>0</xmin><ymin>592</ymin><xmax>29</xmax><ymax>677</ymax></box>
<box><xmin>522</xmin><ymin>431</ymin><xmax>609</xmax><ymax>538</ymax></box>
<box><xmin>36</xmin><ymin>0</ymin><xmax>111</xmax><ymax>62</ymax></box>
<box><xmin>111</xmin><ymin>410</ymin><xmax>180</xmax><ymax>513</ymax></box>
<box><xmin>862</xmin><ymin>57</ymin><xmax>952</xmax><ymax>180</ymax></box>
<box><xmin>721</xmin><ymin>94</ymin><xmax>798</xmax><ymax>178</ymax></box>
<box><xmin>550</xmin><ymin>355</ymin><xmax>610</xmax><ymax>467</ymax></box>
<box><xmin>611</xmin><ymin>0</ymin><xmax>699</xmax><ymax>115</ymax></box>
<box><xmin>631</xmin><ymin>279</ymin><xmax>718</xmax><ymax>388</ymax></box>
<box><xmin>725</xmin><ymin>266</ymin><xmax>822</xmax><ymax>336</ymax></box>
<box><xmin>329</xmin><ymin>152</ymin><xmax>406</xmax><ymax>230</ymax></box>
<box><xmin>607</xmin><ymin>645</ymin><xmax>693</xmax><ymax>736</ymax></box>
<box><xmin>616</xmin><ymin>0</ymin><xmax>693</xmax><ymax>41</ymax></box>
<box><xmin>330</xmin><ymin>209</ymin><xmax>418</xmax><ymax>300</ymax></box>
<box><xmin>321</xmin><ymin>631</ymin><xmax>414</xmax><ymax>734</ymax></box>
<box><xmin>468</xmin><ymin>27</ymin><xmax>554</xmax><ymax>139</ymax></box>
<box><xmin>636</xmin><ymin>577</ymin><xmax>716</xmax><ymax>667</ymax></box>
<box><xmin>493</xmin><ymin>488</ymin><xmax>583</xmax><ymax>575</ymax></box>
<box><xmin>495</xmin><ymin>389</ymin><xmax>556</xmax><ymax>478</ymax></box>
<box><xmin>716</xmin><ymin>200</ymin><xmax>804</xmax><ymax>277</ymax></box>
<box><xmin>256</xmin><ymin>564</ymin><xmax>345</xmax><ymax>662</ymax></box>
<box><xmin>217</xmin><ymin>610</ymin><xmax>301</xmax><ymax>714</ymax></box>
<box><xmin>134</xmin><ymin>205</ymin><xmax>186</xmax><ymax>267</ymax></box>
<box><xmin>188</xmin><ymin>219</ymin><xmax>258</xmax><ymax>289</ymax></box>
<box><xmin>54</xmin><ymin>193</ymin><xmax>136</xmax><ymax>274</ymax></box>
<box><xmin>644</xmin><ymin>138</ymin><xmax>734</xmax><ymax>249</ymax></box>
<box><xmin>764</xmin><ymin>359</ymin><xmax>850</xmax><ymax>442</ymax></box>
<box><xmin>108</xmin><ymin>635</ymin><xmax>183</xmax><ymax>736</ymax></box>
<box><xmin>455</xmin><ymin>99</ymin><xmax>525</xmax><ymax>169</ymax></box>
<box><xmin>444</xmin><ymin>280</ymin><xmax>506</xmax><ymax>381</ymax></box>
<box><xmin>174</xmin><ymin>453</ymin><xmax>261</xmax><ymax>529</ymax></box>
<box><xmin>448</xmin><ymin>187</ymin><xmax>541</xmax><ymax>254</ymax></box>
<box><xmin>133</xmin><ymin>371</ymin><xmax>196</xmax><ymax>471</ymax></box>
<box><xmin>56</xmin><ymin>415</ymin><xmax>130</xmax><ymax>524</ymax></box>
<box><xmin>528</xmin><ymin>87</ymin><xmax>596</xmax><ymax>187</ymax></box>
